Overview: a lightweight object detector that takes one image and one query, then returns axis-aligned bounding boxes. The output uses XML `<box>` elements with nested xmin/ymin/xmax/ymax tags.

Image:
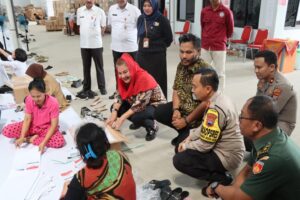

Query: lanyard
<box><xmin>144</xmin><ymin>18</ymin><xmax>148</xmax><ymax>37</ymax></box>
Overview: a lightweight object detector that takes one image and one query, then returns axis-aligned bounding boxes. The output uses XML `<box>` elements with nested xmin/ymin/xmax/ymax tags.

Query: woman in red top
<box><xmin>106</xmin><ymin>53</ymin><xmax>166</xmax><ymax>141</ymax></box>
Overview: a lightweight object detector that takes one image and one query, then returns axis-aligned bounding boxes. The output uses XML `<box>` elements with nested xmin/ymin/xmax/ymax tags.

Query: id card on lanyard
<box><xmin>143</xmin><ymin>19</ymin><xmax>149</xmax><ymax>48</ymax></box>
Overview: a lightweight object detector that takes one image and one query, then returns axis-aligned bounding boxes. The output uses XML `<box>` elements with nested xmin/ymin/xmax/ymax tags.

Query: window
<box><xmin>177</xmin><ymin>0</ymin><xmax>195</xmax><ymax>22</ymax></box>
<box><xmin>230</xmin><ymin>0</ymin><xmax>261</xmax><ymax>29</ymax></box>
<box><xmin>285</xmin><ymin>0</ymin><xmax>300</xmax><ymax>27</ymax></box>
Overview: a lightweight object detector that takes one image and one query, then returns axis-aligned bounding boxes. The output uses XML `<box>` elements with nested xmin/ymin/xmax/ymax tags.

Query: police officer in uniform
<box><xmin>203</xmin><ymin>95</ymin><xmax>300</xmax><ymax>200</ymax></box>
<box><xmin>173</xmin><ymin>67</ymin><xmax>245</xmax><ymax>185</ymax></box>
<box><xmin>255</xmin><ymin>50</ymin><xmax>297</xmax><ymax>136</ymax></box>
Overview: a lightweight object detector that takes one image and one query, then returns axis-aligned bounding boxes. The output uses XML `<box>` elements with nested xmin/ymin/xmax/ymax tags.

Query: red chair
<box><xmin>245</xmin><ymin>29</ymin><xmax>268</xmax><ymax>60</ymax></box>
<box><xmin>175</xmin><ymin>20</ymin><xmax>191</xmax><ymax>36</ymax></box>
<box><xmin>230</xmin><ymin>26</ymin><xmax>252</xmax><ymax>46</ymax></box>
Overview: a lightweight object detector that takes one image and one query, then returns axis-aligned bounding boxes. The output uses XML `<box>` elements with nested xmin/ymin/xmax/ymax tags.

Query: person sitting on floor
<box><xmin>2</xmin><ymin>78</ymin><xmax>65</xmax><ymax>153</ymax></box>
<box><xmin>62</xmin><ymin>123</ymin><xmax>136</xmax><ymax>200</ymax></box>
<box><xmin>154</xmin><ymin>33</ymin><xmax>210</xmax><ymax>149</ymax></box>
<box><xmin>26</xmin><ymin>63</ymin><xmax>69</xmax><ymax>111</ymax></box>
<box><xmin>0</xmin><ymin>47</ymin><xmax>27</xmax><ymax>76</ymax></box>
<box><xmin>173</xmin><ymin>67</ymin><xmax>245</xmax><ymax>186</ymax></box>
<box><xmin>106</xmin><ymin>53</ymin><xmax>166</xmax><ymax>141</ymax></box>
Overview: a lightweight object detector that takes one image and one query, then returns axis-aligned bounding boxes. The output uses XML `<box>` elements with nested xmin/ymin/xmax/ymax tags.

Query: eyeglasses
<box><xmin>238</xmin><ymin>114</ymin><xmax>255</xmax><ymax>121</ymax></box>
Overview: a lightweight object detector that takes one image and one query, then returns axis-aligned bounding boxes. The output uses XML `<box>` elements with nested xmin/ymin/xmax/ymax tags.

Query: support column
<box><xmin>5</xmin><ymin>0</ymin><xmax>20</xmax><ymax>49</ymax></box>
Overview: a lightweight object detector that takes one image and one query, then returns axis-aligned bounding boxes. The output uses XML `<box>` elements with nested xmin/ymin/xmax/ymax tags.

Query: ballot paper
<box><xmin>0</xmin><ymin>146</ymin><xmax>41</xmax><ymax>199</ymax></box>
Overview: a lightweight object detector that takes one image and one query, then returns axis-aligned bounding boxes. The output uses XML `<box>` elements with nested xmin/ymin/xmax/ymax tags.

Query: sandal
<box><xmin>149</xmin><ymin>179</ymin><xmax>171</xmax><ymax>190</ymax></box>
<box><xmin>160</xmin><ymin>185</ymin><xmax>172</xmax><ymax>200</ymax></box>
<box><xmin>167</xmin><ymin>187</ymin><xmax>183</xmax><ymax>200</ymax></box>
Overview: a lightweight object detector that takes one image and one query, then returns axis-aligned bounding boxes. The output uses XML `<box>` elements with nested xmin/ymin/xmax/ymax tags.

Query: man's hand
<box><xmin>177</xmin><ymin>142</ymin><xmax>186</xmax><ymax>153</ymax></box>
<box><xmin>206</xmin><ymin>184</ymin><xmax>218</xmax><ymax>198</ymax></box>
<box><xmin>172</xmin><ymin>117</ymin><xmax>187</xmax><ymax>130</ymax></box>
<box><xmin>172</xmin><ymin>110</ymin><xmax>181</xmax><ymax>121</ymax></box>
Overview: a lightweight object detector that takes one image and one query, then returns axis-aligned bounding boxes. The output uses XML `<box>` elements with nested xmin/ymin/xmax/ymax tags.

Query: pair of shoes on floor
<box><xmin>160</xmin><ymin>186</ymin><xmax>189</xmax><ymax>200</ymax></box>
<box><xmin>76</xmin><ymin>90</ymin><xmax>98</xmax><ymax>99</ymax></box>
<box><xmin>145</xmin><ymin>121</ymin><xmax>158</xmax><ymax>141</ymax></box>
<box><xmin>100</xmin><ymin>88</ymin><xmax>107</xmax><ymax>95</ymax></box>
<box><xmin>55</xmin><ymin>71</ymin><xmax>69</xmax><ymax>76</ymax></box>
<box><xmin>129</xmin><ymin>123</ymin><xmax>141</xmax><ymax>130</ymax></box>
<box><xmin>109</xmin><ymin>92</ymin><xmax>116</xmax><ymax>99</ymax></box>
<box><xmin>35</xmin><ymin>55</ymin><xmax>48</xmax><ymax>62</ymax></box>
<box><xmin>90</xmin><ymin>96</ymin><xmax>101</xmax><ymax>107</ymax></box>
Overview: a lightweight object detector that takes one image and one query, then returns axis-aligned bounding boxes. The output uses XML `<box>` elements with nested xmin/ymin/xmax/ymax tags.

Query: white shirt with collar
<box><xmin>108</xmin><ymin>3</ymin><xmax>141</xmax><ymax>52</ymax></box>
<box><xmin>77</xmin><ymin>5</ymin><xmax>106</xmax><ymax>49</ymax></box>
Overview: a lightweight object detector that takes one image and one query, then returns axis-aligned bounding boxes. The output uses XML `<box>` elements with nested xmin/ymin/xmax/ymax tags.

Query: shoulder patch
<box><xmin>253</xmin><ymin>160</ymin><xmax>264</xmax><ymax>174</ymax></box>
<box><xmin>200</xmin><ymin>109</ymin><xmax>221</xmax><ymax>143</ymax></box>
<box><xmin>272</xmin><ymin>87</ymin><xmax>281</xmax><ymax>99</ymax></box>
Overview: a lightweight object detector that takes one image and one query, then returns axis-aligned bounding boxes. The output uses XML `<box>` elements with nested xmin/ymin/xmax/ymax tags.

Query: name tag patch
<box><xmin>200</xmin><ymin>109</ymin><xmax>221</xmax><ymax>143</ymax></box>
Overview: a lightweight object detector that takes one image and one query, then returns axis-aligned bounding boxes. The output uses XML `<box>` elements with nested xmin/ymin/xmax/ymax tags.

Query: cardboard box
<box><xmin>11</xmin><ymin>75</ymin><xmax>32</xmax><ymax>104</ymax></box>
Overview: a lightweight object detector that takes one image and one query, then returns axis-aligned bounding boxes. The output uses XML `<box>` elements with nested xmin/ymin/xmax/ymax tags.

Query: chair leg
<box><xmin>251</xmin><ymin>48</ymin><xmax>254</xmax><ymax>60</ymax></box>
<box><xmin>244</xmin><ymin>47</ymin><xmax>247</xmax><ymax>62</ymax></box>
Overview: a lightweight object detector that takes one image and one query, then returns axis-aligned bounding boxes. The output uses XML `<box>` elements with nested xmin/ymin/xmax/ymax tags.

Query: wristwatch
<box><xmin>210</xmin><ymin>182</ymin><xmax>220</xmax><ymax>198</ymax></box>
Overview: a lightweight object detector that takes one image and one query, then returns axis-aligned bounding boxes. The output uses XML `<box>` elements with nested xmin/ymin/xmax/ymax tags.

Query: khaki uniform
<box><xmin>186</xmin><ymin>91</ymin><xmax>245</xmax><ymax>171</ymax></box>
<box><xmin>44</xmin><ymin>74</ymin><xmax>69</xmax><ymax>111</ymax></box>
<box><xmin>257</xmin><ymin>71</ymin><xmax>297</xmax><ymax>135</ymax></box>
<box><xmin>241</xmin><ymin>128</ymin><xmax>300</xmax><ymax>200</ymax></box>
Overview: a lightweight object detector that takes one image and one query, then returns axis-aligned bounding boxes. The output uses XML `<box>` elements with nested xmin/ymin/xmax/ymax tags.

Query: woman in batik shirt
<box><xmin>106</xmin><ymin>53</ymin><xmax>166</xmax><ymax>141</ymax></box>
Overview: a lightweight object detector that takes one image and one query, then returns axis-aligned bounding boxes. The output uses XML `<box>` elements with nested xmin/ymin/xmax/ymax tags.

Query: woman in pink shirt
<box><xmin>3</xmin><ymin>78</ymin><xmax>65</xmax><ymax>152</ymax></box>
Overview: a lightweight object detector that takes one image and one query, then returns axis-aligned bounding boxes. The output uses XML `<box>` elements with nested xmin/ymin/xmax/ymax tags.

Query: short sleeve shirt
<box><xmin>240</xmin><ymin>128</ymin><xmax>300</xmax><ymax>200</ymax></box>
<box><xmin>108</xmin><ymin>3</ymin><xmax>141</xmax><ymax>52</ymax></box>
<box><xmin>173</xmin><ymin>58</ymin><xmax>210</xmax><ymax>120</ymax></box>
<box><xmin>77</xmin><ymin>5</ymin><xmax>106</xmax><ymax>48</ymax></box>
<box><xmin>25</xmin><ymin>94</ymin><xmax>59</xmax><ymax>129</ymax></box>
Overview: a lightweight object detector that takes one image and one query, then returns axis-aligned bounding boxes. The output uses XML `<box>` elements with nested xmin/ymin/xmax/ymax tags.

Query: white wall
<box><xmin>273</xmin><ymin>0</ymin><xmax>300</xmax><ymax>40</ymax></box>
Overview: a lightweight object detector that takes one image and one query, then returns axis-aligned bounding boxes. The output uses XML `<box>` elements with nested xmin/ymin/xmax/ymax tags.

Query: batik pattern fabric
<box><xmin>77</xmin><ymin>150</ymin><xmax>136</xmax><ymax>200</ymax></box>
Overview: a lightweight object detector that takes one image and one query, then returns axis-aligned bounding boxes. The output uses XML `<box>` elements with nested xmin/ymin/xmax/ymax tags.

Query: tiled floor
<box><xmin>25</xmin><ymin>25</ymin><xmax>300</xmax><ymax>199</ymax></box>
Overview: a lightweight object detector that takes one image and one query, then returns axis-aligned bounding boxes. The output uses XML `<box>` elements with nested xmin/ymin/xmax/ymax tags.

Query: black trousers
<box><xmin>81</xmin><ymin>48</ymin><xmax>105</xmax><ymax>91</ymax></box>
<box><xmin>154</xmin><ymin>102</ymin><xmax>190</xmax><ymax>147</ymax></box>
<box><xmin>112</xmin><ymin>51</ymin><xmax>137</xmax><ymax>89</ymax></box>
<box><xmin>116</xmin><ymin>101</ymin><xmax>155</xmax><ymax>129</ymax></box>
<box><xmin>173</xmin><ymin>149</ymin><xmax>228</xmax><ymax>183</ymax></box>
<box><xmin>137</xmin><ymin>51</ymin><xmax>168</xmax><ymax>99</ymax></box>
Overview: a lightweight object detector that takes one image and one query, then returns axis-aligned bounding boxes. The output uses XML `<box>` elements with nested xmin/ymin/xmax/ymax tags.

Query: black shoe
<box><xmin>87</xmin><ymin>90</ymin><xmax>98</xmax><ymax>99</ymax></box>
<box><xmin>129</xmin><ymin>123</ymin><xmax>141</xmax><ymax>130</ymax></box>
<box><xmin>109</xmin><ymin>92</ymin><xmax>116</xmax><ymax>99</ymax></box>
<box><xmin>145</xmin><ymin>124</ymin><xmax>158</xmax><ymax>141</ymax></box>
<box><xmin>171</xmin><ymin>136</ymin><xmax>179</xmax><ymax>146</ymax></box>
<box><xmin>76</xmin><ymin>91</ymin><xmax>89</xmax><ymax>99</ymax></box>
<box><xmin>100</xmin><ymin>88</ymin><xmax>107</xmax><ymax>95</ymax></box>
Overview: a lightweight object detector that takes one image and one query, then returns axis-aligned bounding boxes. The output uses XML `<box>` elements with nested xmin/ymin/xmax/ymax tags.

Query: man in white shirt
<box><xmin>77</xmin><ymin>0</ymin><xmax>107</xmax><ymax>99</ymax></box>
<box><xmin>0</xmin><ymin>48</ymin><xmax>28</xmax><ymax>77</ymax></box>
<box><xmin>107</xmin><ymin>0</ymin><xmax>141</xmax><ymax>99</ymax></box>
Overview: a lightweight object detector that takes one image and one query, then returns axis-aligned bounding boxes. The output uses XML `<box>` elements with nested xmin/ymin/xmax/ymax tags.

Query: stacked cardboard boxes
<box><xmin>24</xmin><ymin>4</ymin><xmax>45</xmax><ymax>21</ymax></box>
<box><xmin>11</xmin><ymin>75</ymin><xmax>32</xmax><ymax>104</ymax></box>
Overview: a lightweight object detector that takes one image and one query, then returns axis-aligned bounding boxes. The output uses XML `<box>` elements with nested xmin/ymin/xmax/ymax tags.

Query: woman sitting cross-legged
<box><xmin>2</xmin><ymin>78</ymin><xmax>65</xmax><ymax>153</ymax></box>
<box><xmin>106</xmin><ymin>53</ymin><xmax>166</xmax><ymax>141</ymax></box>
<box><xmin>63</xmin><ymin>123</ymin><xmax>136</xmax><ymax>200</ymax></box>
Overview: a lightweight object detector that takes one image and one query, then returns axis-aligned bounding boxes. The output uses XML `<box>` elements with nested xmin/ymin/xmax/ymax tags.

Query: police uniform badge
<box><xmin>253</xmin><ymin>160</ymin><xmax>264</xmax><ymax>174</ymax></box>
<box><xmin>219</xmin><ymin>12</ymin><xmax>225</xmax><ymax>18</ymax></box>
<box><xmin>200</xmin><ymin>109</ymin><xmax>221</xmax><ymax>143</ymax></box>
<box><xmin>272</xmin><ymin>87</ymin><xmax>281</xmax><ymax>100</ymax></box>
